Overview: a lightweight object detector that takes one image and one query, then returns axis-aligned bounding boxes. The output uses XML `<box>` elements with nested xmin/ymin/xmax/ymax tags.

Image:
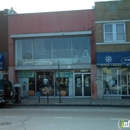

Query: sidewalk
<box><xmin>12</xmin><ymin>97</ymin><xmax>130</xmax><ymax>107</ymax></box>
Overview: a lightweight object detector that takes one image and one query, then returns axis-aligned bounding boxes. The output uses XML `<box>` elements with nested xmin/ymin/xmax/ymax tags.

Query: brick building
<box><xmin>0</xmin><ymin>9</ymin><xmax>16</xmax><ymax>79</ymax></box>
<box><xmin>95</xmin><ymin>0</ymin><xmax>130</xmax><ymax>98</ymax></box>
<box><xmin>8</xmin><ymin>9</ymin><xmax>97</xmax><ymax>98</ymax></box>
<box><xmin>0</xmin><ymin>10</ymin><xmax>8</xmax><ymax>79</ymax></box>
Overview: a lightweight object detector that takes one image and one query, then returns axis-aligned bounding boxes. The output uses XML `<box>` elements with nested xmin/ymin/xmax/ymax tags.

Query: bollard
<box><xmin>37</xmin><ymin>92</ymin><xmax>41</xmax><ymax>103</ymax></box>
<box><xmin>106</xmin><ymin>90</ymin><xmax>109</xmax><ymax>103</ymax></box>
<box><xmin>43</xmin><ymin>91</ymin><xmax>49</xmax><ymax>103</ymax></box>
<box><xmin>47</xmin><ymin>92</ymin><xmax>49</xmax><ymax>103</ymax></box>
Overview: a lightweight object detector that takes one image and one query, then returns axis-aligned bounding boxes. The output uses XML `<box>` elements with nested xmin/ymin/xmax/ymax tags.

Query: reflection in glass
<box><xmin>36</xmin><ymin>72</ymin><xmax>54</xmax><ymax>96</ymax></box>
<box><xmin>53</xmin><ymin>37</ymin><xmax>71</xmax><ymax>58</ymax></box>
<box><xmin>55</xmin><ymin>71</ymin><xmax>73</xmax><ymax>96</ymax></box>
<box><xmin>103</xmin><ymin>67</ymin><xmax>121</xmax><ymax>95</ymax></box>
<box><xmin>72</xmin><ymin>37</ymin><xmax>90</xmax><ymax>64</ymax></box>
<box><xmin>84</xmin><ymin>74</ymin><xmax>91</xmax><ymax>96</ymax></box>
<box><xmin>15</xmin><ymin>36</ymin><xmax>91</xmax><ymax>66</ymax></box>
<box><xmin>33</xmin><ymin>39</ymin><xmax>52</xmax><ymax>65</ymax></box>
<box><xmin>75</xmin><ymin>74</ymin><xmax>82</xmax><ymax>96</ymax></box>
<box><xmin>15</xmin><ymin>39</ymin><xmax>33</xmax><ymax>66</ymax></box>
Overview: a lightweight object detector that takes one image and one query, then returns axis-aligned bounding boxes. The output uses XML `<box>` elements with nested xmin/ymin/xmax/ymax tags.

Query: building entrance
<box><xmin>74</xmin><ymin>73</ymin><xmax>91</xmax><ymax>97</ymax></box>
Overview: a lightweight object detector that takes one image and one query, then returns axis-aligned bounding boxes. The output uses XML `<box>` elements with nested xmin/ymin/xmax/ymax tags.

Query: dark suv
<box><xmin>0</xmin><ymin>79</ymin><xmax>15</xmax><ymax>107</ymax></box>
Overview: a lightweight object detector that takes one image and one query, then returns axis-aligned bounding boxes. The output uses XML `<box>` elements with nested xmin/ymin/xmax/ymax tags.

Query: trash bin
<box><xmin>14</xmin><ymin>87</ymin><xmax>21</xmax><ymax>103</ymax></box>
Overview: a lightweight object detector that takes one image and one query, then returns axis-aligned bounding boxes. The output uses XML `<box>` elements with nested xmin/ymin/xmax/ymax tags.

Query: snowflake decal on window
<box><xmin>105</xmin><ymin>55</ymin><xmax>112</xmax><ymax>63</ymax></box>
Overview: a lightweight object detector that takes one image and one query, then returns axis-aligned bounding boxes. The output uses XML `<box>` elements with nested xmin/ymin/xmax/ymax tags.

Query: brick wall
<box><xmin>0</xmin><ymin>11</ymin><xmax>8</xmax><ymax>52</ymax></box>
<box><xmin>0</xmin><ymin>11</ymin><xmax>8</xmax><ymax>71</ymax></box>
<box><xmin>95</xmin><ymin>24</ymin><xmax>103</xmax><ymax>43</ymax></box>
<box><xmin>126</xmin><ymin>22</ymin><xmax>130</xmax><ymax>41</ymax></box>
<box><xmin>95</xmin><ymin>0</ymin><xmax>130</xmax><ymax>21</ymax></box>
<box><xmin>96</xmin><ymin>44</ymin><xmax>130</xmax><ymax>52</ymax></box>
<box><xmin>95</xmin><ymin>0</ymin><xmax>130</xmax><ymax>52</ymax></box>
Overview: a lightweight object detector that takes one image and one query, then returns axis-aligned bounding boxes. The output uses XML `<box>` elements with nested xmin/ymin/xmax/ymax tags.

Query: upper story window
<box><xmin>104</xmin><ymin>23</ymin><xmax>126</xmax><ymax>42</ymax></box>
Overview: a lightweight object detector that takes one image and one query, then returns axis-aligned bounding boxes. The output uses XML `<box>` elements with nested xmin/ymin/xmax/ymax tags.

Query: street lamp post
<box><xmin>58</xmin><ymin>60</ymin><xmax>62</xmax><ymax>103</ymax></box>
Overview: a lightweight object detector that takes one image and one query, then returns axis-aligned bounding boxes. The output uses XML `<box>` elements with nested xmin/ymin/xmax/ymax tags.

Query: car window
<box><xmin>3</xmin><ymin>81</ymin><xmax>11</xmax><ymax>89</ymax></box>
<box><xmin>0</xmin><ymin>80</ymin><xmax>3</xmax><ymax>89</ymax></box>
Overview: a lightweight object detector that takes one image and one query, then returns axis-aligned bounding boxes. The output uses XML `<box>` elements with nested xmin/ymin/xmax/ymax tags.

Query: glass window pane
<box><xmin>33</xmin><ymin>38</ymin><xmax>51</xmax><ymax>65</ymax></box>
<box><xmin>15</xmin><ymin>40</ymin><xmax>22</xmax><ymax>66</ymax></box>
<box><xmin>105</xmin><ymin>33</ymin><xmax>113</xmax><ymax>41</ymax></box>
<box><xmin>53</xmin><ymin>37</ymin><xmax>71</xmax><ymax>58</ymax></box>
<box><xmin>116</xmin><ymin>24</ymin><xmax>124</xmax><ymax>32</ymax></box>
<box><xmin>72</xmin><ymin>36</ymin><xmax>91</xmax><ymax>64</ymax></box>
<box><xmin>44</xmin><ymin>39</ymin><xmax>51</xmax><ymax>58</ymax></box>
<box><xmin>103</xmin><ymin>67</ymin><xmax>121</xmax><ymax>95</ymax></box>
<box><xmin>15</xmin><ymin>39</ymin><xmax>33</xmax><ymax>66</ymax></box>
<box><xmin>33</xmin><ymin>39</ymin><xmax>44</xmax><ymax>59</ymax></box>
<box><xmin>105</xmin><ymin>24</ymin><xmax>112</xmax><ymax>32</ymax></box>
<box><xmin>116</xmin><ymin>33</ymin><xmax>125</xmax><ymax>40</ymax></box>
<box><xmin>33</xmin><ymin>38</ymin><xmax>51</xmax><ymax>59</ymax></box>
<box><xmin>116</xmin><ymin>24</ymin><xmax>125</xmax><ymax>41</ymax></box>
<box><xmin>22</xmin><ymin>39</ymin><xmax>33</xmax><ymax>66</ymax></box>
<box><xmin>22</xmin><ymin>39</ymin><xmax>33</xmax><ymax>59</ymax></box>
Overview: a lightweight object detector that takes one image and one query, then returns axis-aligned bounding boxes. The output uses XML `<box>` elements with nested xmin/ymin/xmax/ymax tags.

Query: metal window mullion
<box><xmin>15</xmin><ymin>40</ymin><xmax>17</xmax><ymax>66</ymax></box>
<box><xmin>32</xmin><ymin>39</ymin><xmax>34</xmax><ymax>65</ymax></box>
<box><xmin>71</xmin><ymin>38</ymin><xmax>73</xmax><ymax>64</ymax></box>
<box><xmin>103</xmin><ymin>24</ymin><xmax>106</xmax><ymax>42</ymax></box>
<box><xmin>113</xmin><ymin>24</ymin><xmax>116</xmax><ymax>42</ymax></box>
<box><xmin>51</xmin><ymin>38</ymin><xmax>52</xmax><ymax>61</ymax></box>
<box><xmin>124</xmin><ymin>23</ymin><xmax>126</xmax><ymax>41</ymax></box>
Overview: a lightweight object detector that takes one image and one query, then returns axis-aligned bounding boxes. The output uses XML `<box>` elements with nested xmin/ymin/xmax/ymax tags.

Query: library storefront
<box><xmin>15</xmin><ymin>35</ymin><xmax>92</xmax><ymax>97</ymax></box>
<box><xmin>97</xmin><ymin>52</ymin><xmax>130</xmax><ymax>98</ymax></box>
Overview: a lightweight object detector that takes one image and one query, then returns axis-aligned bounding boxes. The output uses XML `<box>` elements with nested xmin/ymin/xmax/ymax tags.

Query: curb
<box><xmin>9</xmin><ymin>103</ymin><xmax>130</xmax><ymax>107</ymax></box>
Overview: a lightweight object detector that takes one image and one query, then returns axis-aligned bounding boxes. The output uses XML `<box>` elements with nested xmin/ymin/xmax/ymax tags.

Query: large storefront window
<box><xmin>103</xmin><ymin>67</ymin><xmax>130</xmax><ymax>95</ymax></box>
<box><xmin>55</xmin><ymin>71</ymin><xmax>73</xmax><ymax>96</ymax></box>
<box><xmin>103</xmin><ymin>67</ymin><xmax>121</xmax><ymax>95</ymax></box>
<box><xmin>18</xmin><ymin>71</ymin><xmax>35</xmax><ymax>96</ymax></box>
<box><xmin>15</xmin><ymin>36</ymin><xmax>91</xmax><ymax>66</ymax></box>
<box><xmin>18</xmin><ymin>70</ymin><xmax>73</xmax><ymax>97</ymax></box>
<box><xmin>121</xmin><ymin>68</ymin><xmax>130</xmax><ymax>95</ymax></box>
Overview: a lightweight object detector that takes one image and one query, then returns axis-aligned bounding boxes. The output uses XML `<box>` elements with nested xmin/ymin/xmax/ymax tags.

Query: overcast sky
<box><xmin>0</xmin><ymin>0</ymin><xmax>113</xmax><ymax>13</ymax></box>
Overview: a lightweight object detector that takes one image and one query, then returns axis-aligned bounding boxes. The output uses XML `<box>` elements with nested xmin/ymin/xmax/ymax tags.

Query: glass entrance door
<box><xmin>74</xmin><ymin>73</ymin><xmax>91</xmax><ymax>97</ymax></box>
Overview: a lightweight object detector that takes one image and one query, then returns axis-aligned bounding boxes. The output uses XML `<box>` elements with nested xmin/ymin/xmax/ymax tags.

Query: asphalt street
<box><xmin>0</xmin><ymin>106</ymin><xmax>130</xmax><ymax>130</ymax></box>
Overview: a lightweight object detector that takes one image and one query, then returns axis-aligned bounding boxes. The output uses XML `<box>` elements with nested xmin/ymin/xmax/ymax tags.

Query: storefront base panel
<box><xmin>103</xmin><ymin>96</ymin><xmax>122</xmax><ymax>99</ymax></box>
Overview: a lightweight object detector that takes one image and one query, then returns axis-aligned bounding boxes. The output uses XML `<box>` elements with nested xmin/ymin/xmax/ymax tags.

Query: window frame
<box><xmin>103</xmin><ymin>23</ymin><xmax>126</xmax><ymax>43</ymax></box>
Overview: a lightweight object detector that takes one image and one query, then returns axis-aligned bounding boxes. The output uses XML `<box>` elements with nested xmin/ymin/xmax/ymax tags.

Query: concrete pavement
<box><xmin>12</xmin><ymin>96</ymin><xmax>130</xmax><ymax>107</ymax></box>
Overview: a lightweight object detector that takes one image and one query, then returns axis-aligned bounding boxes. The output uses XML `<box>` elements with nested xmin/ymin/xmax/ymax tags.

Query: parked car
<box><xmin>0</xmin><ymin>79</ymin><xmax>21</xmax><ymax>107</ymax></box>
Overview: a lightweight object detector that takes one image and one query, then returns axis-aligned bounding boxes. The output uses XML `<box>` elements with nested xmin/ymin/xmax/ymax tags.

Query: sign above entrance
<box><xmin>19</xmin><ymin>71</ymin><xmax>35</xmax><ymax>78</ymax></box>
<box><xmin>56</xmin><ymin>71</ymin><xmax>73</xmax><ymax>78</ymax></box>
<box><xmin>97</xmin><ymin>51</ymin><xmax>130</xmax><ymax>66</ymax></box>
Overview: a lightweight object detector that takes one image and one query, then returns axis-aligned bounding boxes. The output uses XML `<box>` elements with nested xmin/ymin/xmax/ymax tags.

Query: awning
<box><xmin>0</xmin><ymin>55</ymin><xmax>3</xmax><ymax>69</ymax></box>
<box><xmin>97</xmin><ymin>51</ymin><xmax>130</xmax><ymax>67</ymax></box>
